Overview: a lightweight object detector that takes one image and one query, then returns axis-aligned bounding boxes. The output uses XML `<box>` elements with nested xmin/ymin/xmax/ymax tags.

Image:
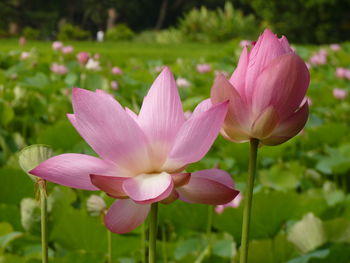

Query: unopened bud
<box><xmin>87</xmin><ymin>195</ymin><xmax>106</xmax><ymax>216</ymax></box>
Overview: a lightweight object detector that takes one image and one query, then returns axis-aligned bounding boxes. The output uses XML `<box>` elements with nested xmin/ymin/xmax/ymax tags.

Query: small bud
<box><xmin>87</xmin><ymin>195</ymin><xmax>106</xmax><ymax>216</ymax></box>
<box><xmin>18</xmin><ymin>144</ymin><xmax>53</xmax><ymax>181</ymax></box>
<box><xmin>20</xmin><ymin>198</ymin><xmax>41</xmax><ymax>233</ymax></box>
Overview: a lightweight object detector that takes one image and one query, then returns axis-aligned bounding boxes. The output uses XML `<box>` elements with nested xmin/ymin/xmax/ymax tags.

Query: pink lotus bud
<box><xmin>87</xmin><ymin>195</ymin><xmax>106</xmax><ymax>216</ymax></box>
<box><xmin>111</xmin><ymin>67</ymin><xmax>123</xmax><ymax>75</ymax></box>
<box><xmin>51</xmin><ymin>63</ymin><xmax>68</xmax><ymax>75</ymax></box>
<box><xmin>333</xmin><ymin>88</ymin><xmax>347</xmax><ymax>100</ymax></box>
<box><xmin>61</xmin><ymin>45</ymin><xmax>74</xmax><ymax>54</ymax></box>
<box><xmin>110</xmin><ymin>80</ymin><xmax>118</xmax><ymax>90</ymax></box>
<box><xmin>330</xmin><ymin>44</ymin><xmax>341</xmax><ymax>51</ymax></box>
<box><xmin>52</xmin><ymin>41</ymin><xmax>63</xmax><ymax>51</ymax></box>
<box><xmin>239</xmin><ymin>40</ymin><xmax>251</xmax><ymax>48</ymax></box>
<box><xmin>77</xmin><ymin>52</ymin><xmax>89</xmax><ymax>64</ymax></box>
<box><xmin>196</xmin><ymin>63</ymin><xmax>212</xmax><ymax>74</ymax></box>
<box><xmin>20</xmin><ymin>52</ymin><xmax>30</xmax><ymax>60</ymax></box>
<box><xmin>211</xmin><ymin>29</ymin><xmax>310</xmax><ymax>146</ymax></box>
<box><xmin>19</xmin><ymin>37</ymin><xmax>27</xmax><ymax>46</ymax></box>
<box><xmin>176</xmin><ymin>77</ymin><xmax>191</xmax><ymax>88</ymax></box>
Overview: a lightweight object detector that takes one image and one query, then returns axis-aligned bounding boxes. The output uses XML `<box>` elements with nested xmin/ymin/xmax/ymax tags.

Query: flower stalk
<box><xmin>38</xmin><ymin>179</ymin><xmax>48</xmax><ymax>263</ymax></box>
<box><xmin>240</xmin><ymin>138</ymin><xmax>259</xmax><ymax>263</ymax></box>
<box><xmin>149</xmin><ymin>202</ymin><xmax>159</xmax><ymax>263</ymax></box>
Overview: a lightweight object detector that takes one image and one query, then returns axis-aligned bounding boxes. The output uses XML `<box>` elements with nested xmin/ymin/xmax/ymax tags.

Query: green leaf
<box><xmin>287</xmin><ymin>213</ymin><xmax>326</xmax><ymax>254</ymax></box>
<box><xmin>287</xmin><ymin>249</ymin><xmax>329</xmax><ymax>263</ymax></box>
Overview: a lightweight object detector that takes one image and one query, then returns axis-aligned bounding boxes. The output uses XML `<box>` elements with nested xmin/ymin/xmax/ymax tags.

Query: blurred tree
<box><xmin>243</xmin><ymin>0</ymin><xmax>350</xmax><ymax>43</ymax></box>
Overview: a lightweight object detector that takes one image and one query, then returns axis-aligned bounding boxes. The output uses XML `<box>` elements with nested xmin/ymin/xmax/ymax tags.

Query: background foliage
<box><xmin>0</xmin><ymin>0</ymin><xmax>349</xmax><ymax>43</ymax></box>
<box><xmin>0</xmin><ymin>37</ymin><xmax>350</xmax><ymax>262</ymax></box>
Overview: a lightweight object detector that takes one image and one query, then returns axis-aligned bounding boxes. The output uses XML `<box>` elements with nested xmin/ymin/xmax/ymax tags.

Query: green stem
<box><xmin>107</xmin><ymin>229</ymin><xmax>112</xmax><ymax>263</ymax></box>
<box><xmin>240</xmin><ymin>138</ymin><xmax>259</xmax><ymax>263</ymax></box>
<box><xmin>149</xmin><ymin>203</ymin><xmax>158</xmax><ymax>263</ymax></box>
<box><xmin>161</xmin><ymin>224</ymin><xmax>167</xmax><ymax>263</ymax></box>
<box><xmin>141</xmin><ymin>223</ymin><xmax>146</xmax><ymax>263</ymax></box>
<box><xmin>39</xmin><ymin>183</ymin><xmax>48</xmax><ymax>263</ymax></box>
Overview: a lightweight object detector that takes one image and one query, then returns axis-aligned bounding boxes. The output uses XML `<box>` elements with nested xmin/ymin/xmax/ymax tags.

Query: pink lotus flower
<box><xmin>211</xmin><ymin>29</ymin><xmax>310</xmax><ymax>146</ymax></box>
<box><xmin>77</xmin><ymin>52</ymin><xmax>89</xmax><ymax>64</ymax></box>
<box><xmin>336</xmin><ymin>67</ymin><xmax>350</xmax><ymax>80</ymax></box>
<box><xmin>52</xmin><ymin>41</ymin><xmax>63</xmax><ymax>51</ymax></box>
<box><xmin>30</xmin><ymin>67</ymin><xmax>239</xmax><ymax>234</ymax></box>
<box><xmin>19</xmin><ymin>37</ymin><xmax>27</xmax><ymax>47</ymax></box>
<box><xmin>50</xmin><ymin>63</ymin><xmax>68</xmax><ymax>75</ymax></box>
<box><xmin>61</xmin><ymin>45</ymin><xmax>74</xmax><ymax>54</ymax></box>
<box><xmin>111</xmin><ymin>67</ymin><xmax>123</xmax><ymax>75</ymax></box>
<box><xmin>333</xmin><ymin>88</ymin><xmax>347</xmax><ymax>100</ymax></box>
<box><xmin>85</xmin><ymin>58</ymin><xmax>101</xmax><ymax>71</ymax></box>
<box><xmin>330</xmin><ymin>44</ymin><xmax>341</xmax><ymax>51</ymax></box>
<box><xmin>239</xmin><ymin>40</ymin><xmax>251</xmax><ymax>48</ymax></box>
<box><xmin>176</xmin><ymin>77</ymin><xmax>191</xmax><ymax>88</ymax></box>
<box><xmin>20</xmin><ymin>52</ymin><xmax>30</xmax><ymax>60</ymax></box>
<box><xmin>196</xmin><ymin>63</ymin><xmax>212</xmax><ymax>74</ymax></box>
<box><xmin>215</xmin><ymin>192</ymin><xmax>242</xmax><ymax>214</ymax></box>
<box><xmin>110</xmin><ymin>80</ymin><xmax>118</xmax><ymax>90</ymax></box>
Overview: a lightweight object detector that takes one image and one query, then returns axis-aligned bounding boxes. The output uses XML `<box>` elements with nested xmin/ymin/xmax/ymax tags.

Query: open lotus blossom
<box><xmin>111</xmin><ymin>67</ymin><xmax>123</xmax><ymax>75</ymax></box>
<box><xmin>52</xmin><ymin>41</ymin><xmax>63</xmax><ymax>51</ymax></box>
<box><xmin>30</xmin><ymin>67</ymin><xmax>239</xmax><ymax>234</ymax></box>
<box><xmin>196</xmin><ymin>63</ymin><xmax>212</xmax><ymax>74</ymax></box>
<box><xmin>86</xmin><ymin>58</ymin><xmax>101</xmax><ymax>71</ymax></box>
<box><xmin>77</xmin><ymin>52</ymin><xmax>90</xmax><ymax>64</ymax></box>
<box><xmin>50</xmin><ymin>63</ymin><xmax>68</xmax><ymax>75</ymax></box>
<box><xmin>61</xmin><ymin>45</ymin><xmax>74</xmax><ymax>54</ymax></box>
<box><xmin>176</xmin><ymin>77</ymin><xmax>191</xmax><ymax>88</ymax></box>
<box><xmin>333</xmin><ymin>88</ymin><xmax>347</xmax><ymax>100</ymax></box>
<box><xmin>211</xmin><ymin>29</ymin><xmax>310</xmax><ymax>146</ymax></box>
<box><xmin>330</xmin><ymin>44</ymin><xmax>341</xmax><ymax>51</ymax></box>
<box><xmin>239</xmin><ymin>40</ymin><xmax>251</xmax><ymax>48</ymax></box>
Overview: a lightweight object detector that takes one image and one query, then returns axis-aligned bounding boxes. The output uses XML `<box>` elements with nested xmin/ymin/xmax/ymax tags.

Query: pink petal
<box><xmin>252</xmin><ymin>53</ymin><xmax>310</xmax><ymax>119</ymax></box>
<box><xmin>229</xmin><ymin>47</ymin><xmax>249</xmax><ymax>99</ymax></box>
<box><xmin>192</xmin><ymin>99</ymin><xmax>212</xmax><ymax>116</ymax></box>
<box><xmin>211</xmin><ymin>74</ymin><xmax>251</xmax><ymax>142</ymax></box>
<box><xmin>279</xmin><ymin>36</ymin><xmax>293</xmax><ymax>53</ymax></box>
<box><xmin>29</xmin><ymin>154</ymin><xmax>115</xmax><ymax>190</ymax></box>
<box><xmin>163</xmin><ymin>101</ymin><xmax>228</xmax><ymax>171</ymax></box>
<box><xmin>192</xmin><ymin>169</ymin><xmax>235</xmax><ymax>188</ymax></box>
<box><xmin>251</xmin><ymin>106</ymin><xmax>279</xmax><ymax>139</ymax></box>
<box><xmin>171</xmin><ymin>173</ymin><xmax>191</xmax><ymax>187</ymax></box>
<box><xmin>177</xmin><ymin>169</ymin><xmax>239</xmax><ymax>205</ymax></box>
<box><xmin>137</xmin><ymin>67</ymin><xmax>185</xmax><ymax>168</ymax></box>
<box><xmin>245</xmin><ymin>29</ymin><xmax>290</xmax><ymax>100</ymax></box>
<box><xmin>105</xmin><ymin>199</ymin><xmax>150</xmax><ymax>234</ymax></box>
<box><xmin>125</xmin><ymin>107</ymin><xmax>138</xmax><ymax>121</ymax></box>
<box><xmin>262</xmin><ymin>101</ymin><xmax>309</xmax><ymax>145</ymax></box>
<box><xmin>122</xmin><ymin>172</ymin><xmax>173</xmax><ymax>204</ymax></box>
<box><xmin>70</xmin><ymin>88</ymin><xmax>150</xmax><ymax>173</ymax></box>
<box><xmin>90</xmin><ymin>174</ymin><xmax>129</xmax><ymax>198</ymax></box>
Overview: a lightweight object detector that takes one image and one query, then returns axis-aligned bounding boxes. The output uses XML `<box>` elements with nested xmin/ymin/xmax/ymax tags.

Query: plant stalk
<box><xmin>240</xmin><ymin>138</ymin><xmax>259</xmax><ymax>263</ymax></box>
<box><xmin>107</xmin><ymin>229</ymin><xmax>112</xmax><ymax>263</ymax></box>
<box><xmin>149</xmin><ymin>202</ymin><xmax>159</xmax><ymax>263</ymax></box>
<box><xmin>39</xmin><ymin>181</ymin><xmax>48</xmax><ymax>263</ymax></box>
